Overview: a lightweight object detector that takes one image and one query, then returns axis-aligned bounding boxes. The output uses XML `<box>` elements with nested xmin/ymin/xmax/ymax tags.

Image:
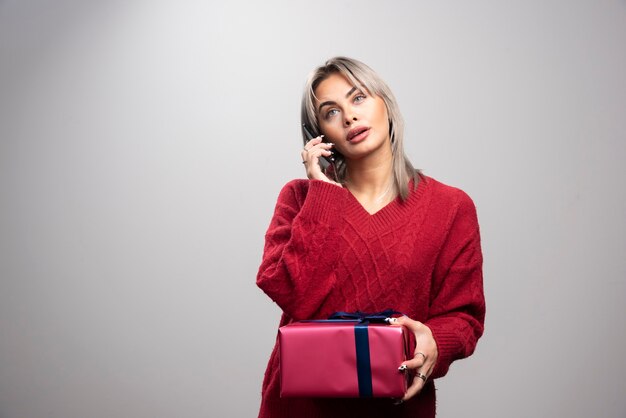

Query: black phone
<box><xmin>302</xmin><ymin>124</ymin><xmax>335</xmax><ymax>170</ymax></box>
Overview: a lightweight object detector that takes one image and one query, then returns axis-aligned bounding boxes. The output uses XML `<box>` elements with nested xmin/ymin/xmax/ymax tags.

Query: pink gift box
<box><xmin>279</xmin><ymin>320</ymin><xmax>412</xmax><ymax>398</ymax></box>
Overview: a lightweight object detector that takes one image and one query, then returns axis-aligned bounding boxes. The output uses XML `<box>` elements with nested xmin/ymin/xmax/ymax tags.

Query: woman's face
<box><xmin>314</xmin><ymin>73</ymin><xmax>390</xmax><ymax>161</ymax></box>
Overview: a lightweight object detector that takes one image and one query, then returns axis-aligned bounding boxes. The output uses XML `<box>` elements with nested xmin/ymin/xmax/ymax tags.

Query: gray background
<box><xmin>1</xmin><ymin>0</ymin><xmax>625</xmax><ymax>417</ymax></box>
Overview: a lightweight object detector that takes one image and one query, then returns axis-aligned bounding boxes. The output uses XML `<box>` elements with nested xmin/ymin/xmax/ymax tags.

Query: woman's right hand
<box><xmin>301</xmin><ymin>135</ymin><xmax>341</xmax><ymax>186</ymax></box>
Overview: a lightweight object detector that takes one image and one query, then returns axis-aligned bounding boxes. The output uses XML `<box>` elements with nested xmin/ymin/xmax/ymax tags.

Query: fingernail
<box><xmin>398</xmin><ymin>364</ymin><xmax>408</xmax><ymax>372</ymax></box>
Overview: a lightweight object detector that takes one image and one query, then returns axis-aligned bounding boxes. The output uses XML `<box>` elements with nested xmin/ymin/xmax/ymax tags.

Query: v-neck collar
<box><xmin>342</xmin><ymin>176</ymin><xmax>430</xmax><ymax>234</ymax></box>
<box><xmin>345</xmin><ymin>190</ymin><xmax>401</xmax><ymax>217</ymax></box>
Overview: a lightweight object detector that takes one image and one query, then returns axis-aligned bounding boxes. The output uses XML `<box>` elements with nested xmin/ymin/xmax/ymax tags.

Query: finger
<box><xmin>306</xmin><ymin>147</ymin><xmax>334</xmax><ymax>165</ymax></box>
<box><xmin>304</xmin><ymin>135</ymin><xmax>324</xmax><ymax>150</ymax></box>
<box><xmin>393</xmin><ymin>315</ymin><xmax>422</xmax><ymax>332</ymax></box>
<box><xmin>402</xmin><ymin>373</ymin><xmax>426</xmax><ymax>401</ymax></box>
<box><xmin>401</xmin><ymin>355</ymin><xmax>425</xmax><ymax>371</ymax></box>
<box><xmin>306</xmin><ymin>142</ymin><xmax>333</xmax><ymax>157</ymax></box>
<box><xmin>301</xmin><ymin>147</ymin><xmax>330</xmax><ymax>163</ymax></box>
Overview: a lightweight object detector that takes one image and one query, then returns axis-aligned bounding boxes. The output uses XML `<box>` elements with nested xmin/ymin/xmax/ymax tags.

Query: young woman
<box><xmin>256</xmin><ymin>56</ymin><xmax>485</xmax><ymax>418</ymax></box>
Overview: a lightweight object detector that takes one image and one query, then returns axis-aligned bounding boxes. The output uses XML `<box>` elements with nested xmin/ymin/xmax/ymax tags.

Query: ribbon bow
<box><xmin>328</xmin><ymin>309</ymin><xmax>403</xmax><ymax>324</ymax></box>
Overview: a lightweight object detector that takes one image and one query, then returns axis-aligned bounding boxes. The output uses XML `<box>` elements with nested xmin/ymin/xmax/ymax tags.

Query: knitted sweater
<box><xmin>256</xmin><ymin>175</ymin><xmax>485</xmax><ymax>418</ymax></box>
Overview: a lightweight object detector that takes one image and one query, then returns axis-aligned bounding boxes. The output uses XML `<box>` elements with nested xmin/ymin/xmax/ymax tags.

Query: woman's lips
<box><xmin>347</xmin><ymin>127</ymin><xmax>370</xmax><ymax>144</ymax></box>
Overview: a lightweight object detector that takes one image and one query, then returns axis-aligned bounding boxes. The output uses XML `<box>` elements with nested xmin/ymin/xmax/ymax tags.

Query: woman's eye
<box><xmin>354</xmin><ymin>94</ymin><xmax>366</xmax><ymax>103</ymax></box>
<box><xmin>325</xmin><ymin>109</ymin><xmax>339</xmax><ymax>118</ymax></box>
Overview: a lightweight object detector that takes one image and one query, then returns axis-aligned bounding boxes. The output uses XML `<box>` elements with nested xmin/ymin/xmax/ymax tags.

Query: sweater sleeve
<box><xmin>256</xmin><ymin>180</ymin><xmax>348</xmax><ymax>320</ymax></box>
<box><xmin>425</xmin><ymin>191</ymin><xmax>486</xmax><ymax>379</ymax></box>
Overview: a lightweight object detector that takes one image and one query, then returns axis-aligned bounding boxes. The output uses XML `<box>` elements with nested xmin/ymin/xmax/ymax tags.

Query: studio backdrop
<box><xmin>1</xmin><ymin>1</ymin><xmax>625</xmax><ymax>417</ymax></box>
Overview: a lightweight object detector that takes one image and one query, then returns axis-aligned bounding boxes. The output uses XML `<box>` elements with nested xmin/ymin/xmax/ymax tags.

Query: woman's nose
<box><xmin>344</xmin><ymin>115</ymin><xmax>357</xmax><ymax>126</ymax></box>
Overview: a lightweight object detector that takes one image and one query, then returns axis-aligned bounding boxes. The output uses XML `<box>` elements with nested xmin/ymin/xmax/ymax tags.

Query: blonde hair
<box><xmin>300</xmin><ymin>56</ymin><xmax>420</xmax><ymax>200</ymax></box>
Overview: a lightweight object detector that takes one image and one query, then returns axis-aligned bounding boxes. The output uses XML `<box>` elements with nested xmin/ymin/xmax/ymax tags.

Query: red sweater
<box><xmin>257</xmin><ymin>175</ymin><xmax>485</xmax><ymax>418</ymax></box>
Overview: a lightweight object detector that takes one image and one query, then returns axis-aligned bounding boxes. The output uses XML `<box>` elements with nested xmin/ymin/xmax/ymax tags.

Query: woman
<box><xmin>256</xmin><ymin>57</ymin><xmax>485</xmax><ymax>418</ymax></box>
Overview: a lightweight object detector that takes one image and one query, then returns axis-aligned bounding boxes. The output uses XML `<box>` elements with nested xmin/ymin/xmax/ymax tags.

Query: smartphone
<box><xmin>302</xmin><ymin>124</ymin><xmax>335</xmax><ymax>170</ymax></box>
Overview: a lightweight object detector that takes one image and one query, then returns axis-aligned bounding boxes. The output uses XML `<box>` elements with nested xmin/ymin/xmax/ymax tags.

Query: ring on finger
<box><xmin>416</xmin><ymin>352</ymin><xmax>426</xmax><ymax>361</ymax></box>
<box><xmin>415</xmin><ymin>372</ymin><xmax>427</xmax><ymax>383</ymax></box>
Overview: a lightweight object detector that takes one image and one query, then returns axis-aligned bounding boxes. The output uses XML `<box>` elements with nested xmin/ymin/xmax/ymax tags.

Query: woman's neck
<box><xmin>344</xmin><ymin>151</ymin><xmax>396</xmax><ymax>212</ymax></box>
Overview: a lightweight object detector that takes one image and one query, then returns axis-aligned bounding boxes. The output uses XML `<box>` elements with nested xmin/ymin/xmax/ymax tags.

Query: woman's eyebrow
<box><xmin>317</xmin><ymin>86</ymin><xmax>360</xmax><ymax>113</ymax></box>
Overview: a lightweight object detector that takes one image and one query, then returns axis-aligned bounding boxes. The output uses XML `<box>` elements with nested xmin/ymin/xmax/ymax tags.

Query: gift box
<box><xmin>279</xmin><ymin>313</ymin><xmax>412</xmax><ymax>398</ymax></box>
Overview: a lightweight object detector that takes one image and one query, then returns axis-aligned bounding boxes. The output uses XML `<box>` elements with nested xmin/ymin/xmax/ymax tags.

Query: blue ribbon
<box><xmin>327</xmin><ymin>310</ymin><xmax>402</xmax><ymax>397</ymax></box>
<box><xmin>354</xmin><ymin>322</ymin><xmax>373</xmax><ymax>397</ymax></box>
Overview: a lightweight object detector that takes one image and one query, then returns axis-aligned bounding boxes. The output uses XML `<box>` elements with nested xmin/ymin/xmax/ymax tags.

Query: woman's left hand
<box><xmin>393</xmin><ymin>316</ymin><xmax>438</xmax><ymax>402</ymax></box>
